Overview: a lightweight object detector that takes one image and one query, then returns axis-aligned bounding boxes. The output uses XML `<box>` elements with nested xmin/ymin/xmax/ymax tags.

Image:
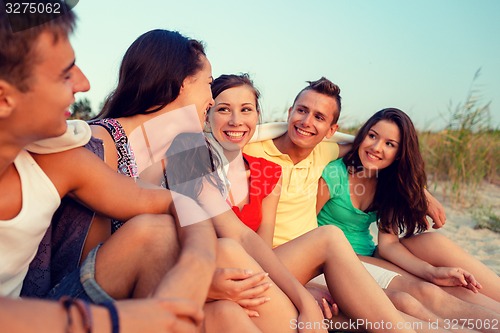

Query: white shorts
<box><xmin>308</xmin><ymin>262</ymin><xmax>400</xmax><ymax>290</ymax></box>
<box><xmin>362</xmin><ymin>262</ymin><xmax>400</xmax><ymax>289</ymax></box>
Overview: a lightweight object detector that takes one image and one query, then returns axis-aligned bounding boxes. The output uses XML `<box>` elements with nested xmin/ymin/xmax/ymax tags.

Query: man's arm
<box><xmin>33</xmin><ymin>148</ymin><xmax>174</xmax><ymax>219</ymax></box>
<box><xmin>337</xmin><ymin>143</ymin><xmax>352</xmax><ymax>158</ymax></box>
<box><xmin>34</xmin><ymin>148</ymin><xmax>217</xmax><ymax>307</ymax></box>
<box><xmin>0</xmin><ymin>297</ymin><xmax>204</xmax><ymax>333</ymax></box>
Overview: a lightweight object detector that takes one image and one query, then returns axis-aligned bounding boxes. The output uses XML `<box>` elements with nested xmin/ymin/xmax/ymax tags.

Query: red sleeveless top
<box><xmin>231</xmin><ymin>154</ymin><xmax>282</xmax><ymax>231</ymax></box>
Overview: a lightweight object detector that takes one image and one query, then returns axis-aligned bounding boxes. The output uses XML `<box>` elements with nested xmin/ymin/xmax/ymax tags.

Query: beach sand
<box><xmin>430</xmin><ymin>181</ymin><xmax>500</xmax><ymax>275</ymax></box>
<box><xmin>369</xmin><ymin>181</ymin><xmax>500</xmax><ymax>275</ymax></box>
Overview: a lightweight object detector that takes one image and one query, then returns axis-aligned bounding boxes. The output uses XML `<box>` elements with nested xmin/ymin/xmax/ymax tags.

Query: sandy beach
<box><xmin>430</xmin><ymin>181</ymin><xmax>500</xmax><ymax>275</ymax></box>
<box><xmin>369</xmin><ymin>181</ymin><xmax>500</xmax><ymax>275</ymax></box>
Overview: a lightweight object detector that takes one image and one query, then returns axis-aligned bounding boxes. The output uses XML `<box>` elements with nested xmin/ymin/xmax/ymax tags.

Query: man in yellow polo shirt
<box><xmin>244</xmin><ymin>77</ymin><xmax>446</xmax><ymax>248</ymax></box>
<box><xmin>244</xmin><ymin>77</ymin><xmax>350</xmax><ymax>247</ymax></box>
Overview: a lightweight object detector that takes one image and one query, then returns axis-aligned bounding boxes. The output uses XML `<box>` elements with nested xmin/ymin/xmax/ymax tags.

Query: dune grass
<box><xmin>418</xmin><ymin>71</ymin><xmax>498</xmax><ymax>202</ymax></box>
<box><xmin>341</xmin><ymin>71</ymin><xmax>499</xmax><ymax>231</ymax></box>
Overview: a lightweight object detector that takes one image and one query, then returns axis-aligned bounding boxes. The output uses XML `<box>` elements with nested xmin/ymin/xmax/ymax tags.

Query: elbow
<box><xmin>376</xmin><ymin>243</ymin><xmax>391</xmax><ymax>259</ymax></box>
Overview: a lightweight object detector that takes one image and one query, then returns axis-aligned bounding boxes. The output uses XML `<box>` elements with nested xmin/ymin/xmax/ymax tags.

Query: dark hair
<box><xmin>96</xmin><ymin>29</ymin><xmax>206</xmax><ymax>119</ymax></box>
<box><xmin>292</xmin><ymin>77</ymin><xmax>342</xmax><ymax>124</ymax></box>
<box><xmin>211</xmin><ymin>73</ymin><xmax>261</xmax><ymax>112</ymax></box>
<box><xmin>165</xmin><ymin>132</ymin><xmax>224</xmax><ymax>201</ymax></box>
<box><xmin>343</xmin><ymin>108</ymin><xmax>428</xmax><ymax>237</ymax></box>
<box><xmin>0</xmin><ymin>0</ymin><xmax>75</xmax><ymax>91</ymax></box>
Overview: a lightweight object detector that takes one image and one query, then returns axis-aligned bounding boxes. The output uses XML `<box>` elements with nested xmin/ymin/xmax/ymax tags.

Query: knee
<box><xmin>216</xmin><ymin>238</ymin><xmax>261</xmax><ymax>270</ymax></box>
<box><xmin>422</xmin><ymin>232</ymin><xmax>447</xmax><ymax>242</ymax></box>
<box><xmin>120</xmin><ymin>214</ymin><xmax>178</xmax><ymax>249</ymax></box>
<box><xmin>216</xmin><ymin>238</ymin><xmax>247</xmax><ymax>260</ymax></box>
<box><xmin>318</xmin><ymin>225</ymin><xmax>345</xmax><ymax>241</ymax></box>
<box><xmin>387</xmin><ymin>290</ymin><xmax>424</xmax><ymax>314</ymax></box>
<box><xmin>403</xmin><ymin>231</ymin><xmax>449</xmax><ymax>247</ymax></box>
<box><xmin>413</xmin><ymin>281</ymin><xmax>443</xmax><ymax>302</ymax></box>
<box><xmin>204</xmin><ymin>300</ymin><xmax>250</xmax><ymax>329</ymax></box>
<box><xmin>206</xmin><ymin>299</ymin><xmax>240</xmax><ymax>316</ymax></box>
<box><xmin>315</xmin><ymin>225</ymin><xmax>351</xmax><ymax>252</ymax></box>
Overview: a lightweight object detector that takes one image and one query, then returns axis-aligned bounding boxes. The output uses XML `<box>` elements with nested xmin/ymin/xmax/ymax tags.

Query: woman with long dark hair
<box><xmin>317</xmin><ymin>108</ymin><xmax>500</xmax><ymax>325</ymax></box>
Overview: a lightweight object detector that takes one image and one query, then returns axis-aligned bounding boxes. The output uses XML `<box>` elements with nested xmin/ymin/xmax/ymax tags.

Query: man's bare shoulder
<box><xmin>31</xmin><ymin>147</ymin><xmax>102</xmax><ymax>196</ymax></box>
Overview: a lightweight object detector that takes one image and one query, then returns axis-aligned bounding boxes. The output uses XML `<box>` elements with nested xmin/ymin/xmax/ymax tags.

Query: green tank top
<box><xmin>317</xmin><ymin>159</ymin><xmax>377</xmax><ymax>256</ymax></box>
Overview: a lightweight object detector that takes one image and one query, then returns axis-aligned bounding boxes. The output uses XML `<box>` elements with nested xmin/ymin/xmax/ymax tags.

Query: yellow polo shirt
<box><xmin>244</xmin><ymin>139</ymin><xmax>339</xmax><ymax>247</ymax></box>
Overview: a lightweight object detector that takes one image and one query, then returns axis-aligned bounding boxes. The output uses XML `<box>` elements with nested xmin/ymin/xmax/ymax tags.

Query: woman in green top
<box><xmin>316</xmin><ymin>108</ymin><xmax>500</xmax><ymax>323</ymax></box>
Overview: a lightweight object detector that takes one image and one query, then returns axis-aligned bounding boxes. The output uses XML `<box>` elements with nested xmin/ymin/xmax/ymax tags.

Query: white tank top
<box><xmin>0</xmin><ymin>150</ymin><xmax>60</xmax><ymax>297</ymax></box>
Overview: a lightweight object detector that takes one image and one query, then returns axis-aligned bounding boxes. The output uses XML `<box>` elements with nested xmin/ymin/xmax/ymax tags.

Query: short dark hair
<box><xmin>0</xmin><ymin>0</ymin><xmax>76</xmax><ymax>91</ymax></box>
<box><xmin>97</xmin><ymin>29</ymin><xmax>206</xmax><ymax>119</ymax></box>
<box><xmin>292</xmin><ymin>77</ymin><xmax>342</xmax><ymax>124</ymax></box>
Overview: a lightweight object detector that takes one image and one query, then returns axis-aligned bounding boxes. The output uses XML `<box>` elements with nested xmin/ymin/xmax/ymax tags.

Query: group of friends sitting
<box><xmin>1</xmin><ymin>3</ymin><xmax>499</xmax><ymax>333</ymax></box>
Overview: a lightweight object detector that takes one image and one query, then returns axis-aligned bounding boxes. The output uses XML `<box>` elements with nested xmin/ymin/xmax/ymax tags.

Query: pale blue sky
<box><xmin>70</xmin><ymin>0</ymin><xmax>500</xmax><ymax>129</ymax></box>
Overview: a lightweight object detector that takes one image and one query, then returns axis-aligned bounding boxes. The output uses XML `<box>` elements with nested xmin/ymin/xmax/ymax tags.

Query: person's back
<box><xmin>0</xmin><ymin>4</ymin><xmax>90</xmax><ymax>297</ymax></box>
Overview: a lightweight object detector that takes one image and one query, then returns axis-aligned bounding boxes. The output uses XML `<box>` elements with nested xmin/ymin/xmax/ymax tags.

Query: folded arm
<box><xmin>34</xmin><ymin>148</ymin><xmax>217</xmax><ymax>306</ymax></box>
<box><xmin>377</xmin><ymin>231</ymin><xmax>479</xmax><ymax>292</ymax></box>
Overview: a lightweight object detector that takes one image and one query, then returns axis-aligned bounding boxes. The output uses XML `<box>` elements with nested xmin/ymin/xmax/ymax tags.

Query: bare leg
<box><xmin>307</xmin><ymin>277</ymin><xmax>476</xmax><ymax>333</ymax></box>
<box><xmin>442</xmin><ymin>287</ymin><xmax>500</xmax><ymax>313</ymax></box>
<box><xmin>400</xmin><ymin>232</ymin><xmax>500</xmax><ymax>302</ymax></box>
<box><xmin>94</xmin><ymin>214</ymin><xmax>180</xmax><ymax>299</ymax></box>
<box><xmin>399</xmin><ymin>313</ymin><xmax>453</xmax><ymax>333</ymax></box>
<box><xmin>274</xmin><ymin>225</ymin><xmax>416</xmax><ymax>333</ymax></box>
<box><xmin>387</xmin><ymin>276</ymin><xmax>500</xmax><ymax>333</ymax></box>
<box><xmin>361</xmin><ymin>255</ymin><xmax>500</xmax><ymax>313</ymax></box>
<box><xmin>203</xmin><ymin>300</ymin><xmax>262</xmax><ymax>333</ymax></box>
<box><xmin>215</xmin><ymin>238</ymin><xmax>298</xmax><ymax>333</ymax></box>
<box><xmin>326</xmin><ymin>311</ymin><xmax>453</xmax><ymax>333</ymax></box>
<box><xmin>386</xmin><ymin>290</ymin><xmax>440</xmax><ymax>323</ymax></box>
<box><xmin>386</xmin><ymin>290</ymin><xmax>480</xmax><ymax>333</ymax></box>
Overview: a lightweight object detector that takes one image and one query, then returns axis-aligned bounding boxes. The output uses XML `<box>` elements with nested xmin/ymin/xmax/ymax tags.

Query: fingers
<box><xmin>452</xmin><ymin>269</ymin><xmax>468</xmax><ymax>286</ymax></box>
<box><xmin>217</xmin><ymin>267</ymin><xmax>256</xmax><ymax>280</ymax></box>
<box><xmin>464</xmin><ymin>283</ymin><xmax>479</xmax><ymax>293</ymax></box>
<box><xmin>235</xmin><ymin>272</ymin><xmax>269</xmax><ymax>291</ymax></box>
<box><xmin>439</xmin><ymin>207</ymin><xmax>447</xmax><ymax>226</ymax></box>
<box><xmin>463</xmin><ymin>270</ymin><xmax>481</xmax><ymax>289</ymax></box>
<box><xmin>237</xmin><ymin>296</ymin><xmax>271</xmax><ymax>308</ymax></box>
<box><xmin>243</xmin><ymin>308</ymin><xmax>260</xmax><ymax>318</ymax></box>
<box><xmin>236</xmin><ymin>279</ymin><xmax>272</xmax><ymax>300</ymax></box>
<box><xmin>431</xmin><ymin>211</ymin><xmax>446</xmax><ymax>229</ymax></box>
<box><xmin>432</xmin><ymin>206</ymin><xmax>447</xmax><ymax>228</ymax></box>
<box><xmin>462</xmin><ymin>270</ymin><xmax>481</xmax><ymax>293</ymax></box>
<box><xmin>210</xmin><ymin>269</ymin><xmax>271</xmax><ymax>302</ymax></box>
<box><xmin>330</xmin><ymin>303</ymin><xmax>339</xmax><ymax>317</ymax></box>
<box><xmin>322</xmin><ymin>298</ymin><xmax>332</xmax><ymax>319</ymax></box>
<box><xmin>449</xmin><ymin>268</ymin><xmax>480</xmax><ymax>293</ymax></box>
<box><xmin>321</xmin><ymin>298</ymin><xmax>339</xmax><ymax>320</ymax></box>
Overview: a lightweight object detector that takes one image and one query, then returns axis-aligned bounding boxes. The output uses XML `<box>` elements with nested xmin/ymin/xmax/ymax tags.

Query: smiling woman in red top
<box><xmin>205</xmin><ymin>74</ymin><xmax>425</xmax><ymax>332</ymax></box>
<box><xmin>206</xmin><ymin>74</ymin><xmax>282</xmax><ymax>245</ymax></box>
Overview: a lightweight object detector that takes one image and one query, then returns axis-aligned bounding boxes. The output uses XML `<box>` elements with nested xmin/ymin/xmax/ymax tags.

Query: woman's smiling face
<box><xmin>358</xmin><ymin>119</ymin><xmax>400</xmax><ymax>173</ymax></box>
<box><xmin>207</xmin><ymin>85</ymin><xmax>259</xmax><ymax>154</ymax></box>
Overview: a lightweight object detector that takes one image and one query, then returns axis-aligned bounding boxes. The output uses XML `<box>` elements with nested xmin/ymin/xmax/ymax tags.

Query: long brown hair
<box><xmin>343</xmin><ymin>108</ymin><xmax>428</xmax><ymax>237</ymax></box>
<box><xmin>165</xmin><ymin>132</ymin><xmax>224</xmax><ymax>201</ymax></box>
<box><xmin>96</xmin><ymin>29</ymin><xmax>206</xmax><ymax>119</ymax></box>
